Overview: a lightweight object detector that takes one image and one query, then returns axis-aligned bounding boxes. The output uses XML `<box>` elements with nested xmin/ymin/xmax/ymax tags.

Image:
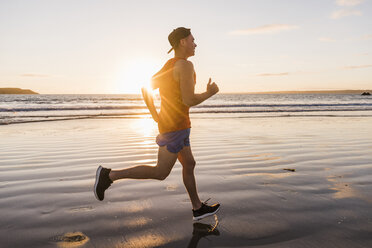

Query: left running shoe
<box><xmin>94</xmin><ymin>166</ymin><xmax>113</xmax><ymax>201</ymax></box>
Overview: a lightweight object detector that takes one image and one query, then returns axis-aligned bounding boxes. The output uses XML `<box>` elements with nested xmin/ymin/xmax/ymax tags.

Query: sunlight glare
<box><xmin>132</xmin><ymin>118</ymin><xmax>157</xmax><ymax>137</ymax></box>
<box><xmin>115</xmin><ymin>58</ymin><xmax>158</xmax><ymax>94</ymax></box>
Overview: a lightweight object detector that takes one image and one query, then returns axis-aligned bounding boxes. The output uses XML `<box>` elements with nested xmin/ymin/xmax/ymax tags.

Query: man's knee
<box><xmin>190</xmin><ymin>160</ymin><xmax>196</xmax><ymax>169</ymax></box>
<box><xmin>184</xmin><ymin>160</ymin><xmax>196</xmax><ymax>172</ymax></box>
<box><xmin>154</xmin><ymin>167</ymin><xmax>171</xmax><ymax>181</ymax></box>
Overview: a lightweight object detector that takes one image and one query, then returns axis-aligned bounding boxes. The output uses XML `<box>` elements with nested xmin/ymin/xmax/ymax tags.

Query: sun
<box><xmin>115</xmin><ymin>58</ymin><xmax>159</xmax><ymax>94</ymax></box>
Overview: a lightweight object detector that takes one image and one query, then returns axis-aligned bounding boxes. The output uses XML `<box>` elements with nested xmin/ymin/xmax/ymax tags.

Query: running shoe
<box><xmin>192</xmin><ymin>199</ymin><xmax>220</xmax><ymax>221</ymax></box>
<box><xmin>94</xmin><ymin>165</ymin><xmax>112</xmax><ymax>201</ymax></box>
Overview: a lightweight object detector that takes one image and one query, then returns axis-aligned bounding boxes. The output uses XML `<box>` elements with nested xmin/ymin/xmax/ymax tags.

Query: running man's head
<box><xmin>167</xmin><ymin>27</ymin><xmax>197</xmax><ymax>58</ymax></box>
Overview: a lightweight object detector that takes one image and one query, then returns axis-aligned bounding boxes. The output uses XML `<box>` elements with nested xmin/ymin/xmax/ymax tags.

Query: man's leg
<box><xmin>94</xmin><ymin>146</ymin><xmax>178</xmax><ymax>201</ymax></box>
<box><xmin>178</xmin><ymin>146</ymin><xmax>202</xmax><ymax>210</ymax></box>
<box><xmin>109</xmin><ymin>146</ymin><xmax>178</xmax><ymax>181</ymax></box>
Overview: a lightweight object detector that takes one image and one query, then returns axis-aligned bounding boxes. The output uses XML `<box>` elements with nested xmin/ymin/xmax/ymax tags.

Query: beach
<box><xmin>1</xmin><ymin>116</ymin><xmax>372</xmax><ymax>248</ymax></box>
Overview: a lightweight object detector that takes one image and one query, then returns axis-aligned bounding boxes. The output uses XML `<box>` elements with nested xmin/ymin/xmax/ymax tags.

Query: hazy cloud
<box><xmin>20</xmin><ymin>74</ymin><xmax>49</xmax><ymax>77</ymax></box>
<box><xmin>361</xmin><ymin>34</ymin><xmax>372</xmax><ymax>40</ymax></box>
<box><xmin>343</xmin><ymin>64</ymin><xmax>372</xmax><ymax>69</ymax></box>
<box><xmin>236</xmin><ymin>63</ymin><xmax>255</xmax><ymax>67</ymax></box>
<box><xmin>256</xmin><ymin>72</ymin><xmax>289</xmax><ymax>77</ymax></box>
<box><xmin>335</xmin><ymin>0</ymin><xmax>365</xmax><ymax>6</ymax></box>
<box><xmin>354</xmin><ymin>52</ymin><xmax>369</xmax><ymax>56</ymax></box>
<box><xmin>230</xmin><ymin>24</ymin><xmax>299</xmax><ymax>35</ymax></box>
<box><xmin>331</xmin><ymin>9</ymin><xmax>362</xmax><ymax>19</ymax></box>
<box><xmin>318</xmin><ymin>37</ymin><xmax>336</xmax><ymax>42</ymax></box>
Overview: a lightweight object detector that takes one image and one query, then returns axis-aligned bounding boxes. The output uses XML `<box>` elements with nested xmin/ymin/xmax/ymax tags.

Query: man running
<box><xmin>94</xmin><ymin>27</ymin><xmax>220</xmax><ymax>221</ymax></box>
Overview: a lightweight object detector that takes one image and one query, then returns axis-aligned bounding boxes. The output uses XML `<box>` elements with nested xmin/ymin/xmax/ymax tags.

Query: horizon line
<box><xmin>29</xmin><ymin>89</ymin><xmax>372</xmax><ymax>95</ymax></box>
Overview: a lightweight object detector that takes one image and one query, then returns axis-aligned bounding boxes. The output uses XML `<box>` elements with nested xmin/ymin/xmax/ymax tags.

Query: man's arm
<box><xmin>151</xmin><ymin>73</ymin><xmax>161</xmax><ymax>90</ymax></box>
<box><xmin>141</xmin><ymin>87</ymin><xmax>159</xmax><ymax>123</ymax></box>
<box><xmin>177</xmin><ymin>60</ymin><xmax>219</xmax><ymax>107</ymax></box>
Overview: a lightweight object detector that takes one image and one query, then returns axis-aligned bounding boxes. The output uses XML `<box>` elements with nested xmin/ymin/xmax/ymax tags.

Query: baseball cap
<box><xmin>167</xmin><ymin>27</ymin><xmax>191</xmax><ymax>54</ymax></box>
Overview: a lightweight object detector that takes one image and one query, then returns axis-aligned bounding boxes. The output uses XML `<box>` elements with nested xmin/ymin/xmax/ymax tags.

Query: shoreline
<box><xmin>2</xmin><ymin>110</ymin><xmax>372</xmax><ymax>126</ymax></box>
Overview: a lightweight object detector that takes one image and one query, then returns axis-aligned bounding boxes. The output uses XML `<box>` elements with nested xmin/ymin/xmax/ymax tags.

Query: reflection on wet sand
<box><xmin>227</xmin><ymin>152</ymin><xmax>281</xmax><ymax>161</ymax></box>
<box><xmin>123</xmin><ymin>217</ymin><xmax>152</xmax><ymax>228</ymax></box>
<box><xmin>122</xmin><ymin>200</ymin><xmax>152</xmax><ymax>213</ymax></box>
<box><xmin>188</xmin><ymin>215</ymin><xmax>220</xmax><ymax>248</ymax></box>
<box><xmin>328</xmin><ymin>174</ymin><xmax>358</xmax><ymax>199</ymax></box>
<box><xmin>230</xmin><ymin>171</ymin><xmax>294</xmax><ymax>179</ymax></box>
<box><xmin>327</xmin><ymin>174</ymin><xmax>372</xmax><ymax>204</ymax></box>
<box><xmin>247</xmin><ymin>153</ymin><xmax>281</xmax><ymax>161</ymax></box>
<box><xmin>112</xmin><ymin>215</ymin><xmax>220</xmax><ymax>248</ymax></box>
<box><xmin>116</xmin><ymin>232</ymin><xmax>183</xmax><ymax>248</ymax></box>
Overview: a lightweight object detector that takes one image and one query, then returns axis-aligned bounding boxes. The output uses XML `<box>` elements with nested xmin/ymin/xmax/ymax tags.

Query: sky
<box><xmin>0</xmin><ymin>0</ymin><xmax>371</xmax><ymax>94</ymax></box>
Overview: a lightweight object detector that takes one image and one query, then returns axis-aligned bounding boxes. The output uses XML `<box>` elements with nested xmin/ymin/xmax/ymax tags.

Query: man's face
<box><xmin>181</xmin><ymin>34</ymin><xmax>197</xmax><ymax>56</ymax></box>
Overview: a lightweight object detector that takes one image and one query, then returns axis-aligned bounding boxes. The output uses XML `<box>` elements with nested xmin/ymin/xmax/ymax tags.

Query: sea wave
<box><xmin>197</xmin><ymin>103</ymin><xmax>372</xmax><ymax>108</ymax></box>
<box><xmin>0</xmin><ymin>106</ymin><xmax>147</xmax><ymax>112</ymax></box>
<box><xmin>1</xmin><ymin>93</ymin><xmax>372</xmax><ymax>125</ymax></box>
<box><xmin>2</xmin><ymin>103</ymin><xmax>372</xmax><ymax>112</ymax></box>
<box><xmin>2</xmin><ymin>111</ymin><xmax>372</xmax><ymax>125</ymax></box>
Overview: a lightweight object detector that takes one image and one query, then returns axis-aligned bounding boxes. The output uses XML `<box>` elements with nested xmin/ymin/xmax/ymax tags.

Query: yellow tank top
<box><xmin>152</xmin><ymin>58</ymin><xmax>195</xmax><ymax>134</ymax></box>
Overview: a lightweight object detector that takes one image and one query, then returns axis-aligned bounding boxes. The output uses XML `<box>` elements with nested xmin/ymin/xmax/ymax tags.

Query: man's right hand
<box><xmin>207</xmin><ymin>78</ymin><xmax>219</xmax><ymax>96</ymax></box>
<box><xmin>178</xmin><ymin>60</ymin><xmax>218</xmax><ymax>107</ymax></box>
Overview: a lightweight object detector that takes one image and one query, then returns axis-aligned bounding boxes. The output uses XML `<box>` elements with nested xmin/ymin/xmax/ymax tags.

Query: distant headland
<box><xmin>0</xmin><ymin>88</ymin><xmax>38</xmax><ymax>94</ymax></box>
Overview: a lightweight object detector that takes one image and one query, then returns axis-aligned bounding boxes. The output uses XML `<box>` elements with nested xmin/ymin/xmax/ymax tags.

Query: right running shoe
<box><xmin>192</xmin><ymin>199</ymin><xmax>220</xmax><ymax>221</ymax></box>
<box><xmin>94</xmin><ymin>165</ymin><xmax>113</xmax><ymax>201</ymax></box>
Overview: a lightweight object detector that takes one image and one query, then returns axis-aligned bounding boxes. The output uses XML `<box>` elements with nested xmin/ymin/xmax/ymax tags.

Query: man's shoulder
<box><xmin>174</xmin><ymin>59</ymin><xmax>194</xmax><ymax>72</ymax></box>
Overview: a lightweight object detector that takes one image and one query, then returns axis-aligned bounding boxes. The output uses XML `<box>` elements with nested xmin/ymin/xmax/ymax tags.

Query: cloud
<box><xmin>20</xmin><ymin>74</ymin><xmax>49</xmax><ymax>77</ymax></box>
<box><xmin>354</xmin><ymin>52</ymin><xmax>369</xmax><ymax>56</ymax></box>
<box><xmin>343</xmin><ymin>64</ymin><xmax>372</xmax><ymax>69</ymax></box>
<box><xmin>331</xmin><ymin>9</ymin><xmax>362</xmax><ymax>19</ymax></box>
<box><xmin>256</xmin><ymin>72</ymin><xmax>289</xmax><ymax>77</ymax></box>
<box><xmin>335</xmin><ymin>0</ymin><xmax>365</xmax><ymax>6</ymax></box>
<box><xmin>230</xmin><ymin>24</ymin><xmax>299</xmax><ymax>35</ymax></box>
<box><xmin>361</xmin><ymin>34</ymin><xmax>372</xmax><ymax>40</ymax></box>
<box><xmin>318</xmin><ymin>37</ymin><xmax>336</xmax><ymax>42</ymax></box>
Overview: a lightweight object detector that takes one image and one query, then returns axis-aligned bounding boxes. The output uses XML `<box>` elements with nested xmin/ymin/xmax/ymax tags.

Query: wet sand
<box><xmin>1</xmin><ymin>117</ymin><xmax>372</xmax><ymax>247</ymax></box>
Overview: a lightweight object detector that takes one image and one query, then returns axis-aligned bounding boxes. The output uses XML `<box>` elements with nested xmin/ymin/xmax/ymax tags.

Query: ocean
<box><xmin>1</xmin><ymin>93</ymin><xmax>372</xmax><ymax>125</ymax></box>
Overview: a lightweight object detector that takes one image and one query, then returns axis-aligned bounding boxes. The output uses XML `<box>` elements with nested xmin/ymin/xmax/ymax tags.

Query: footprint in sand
<box><xmin>166</xmin><ymin>184</ymin><xmax>178</xmax><ymax>191</ymax></box>
<box><xmin>52</xmin><ymin>232</ymin><xmax>89</xmax><ymax>247</ymax></box>
<box><xmin>41</xmin><ymin>209</ymin><xmax>55</xmax><ymax>215</ymax></box>
<box><xmin>68</xmin><ymin>206</ymin><xmax>94</xmax><ymax>212</ymax></box>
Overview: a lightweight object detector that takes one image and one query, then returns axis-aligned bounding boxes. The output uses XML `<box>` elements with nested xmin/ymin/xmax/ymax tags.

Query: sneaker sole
<box><xmin>94</xmin><ymin>165</ymin><xmax>103</xmax><ymax>201</ymax></box>
<box><xmin>193</xmin><ymin>205</ymin><xmax>220</xmax><ymax>221</ymax></box>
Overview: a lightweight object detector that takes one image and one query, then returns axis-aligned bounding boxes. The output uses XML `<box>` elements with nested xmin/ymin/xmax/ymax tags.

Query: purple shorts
<box><xmin>156</xmin><ymin>128</ymin><xmax>190</xmax><ymax>153</ymax></box>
